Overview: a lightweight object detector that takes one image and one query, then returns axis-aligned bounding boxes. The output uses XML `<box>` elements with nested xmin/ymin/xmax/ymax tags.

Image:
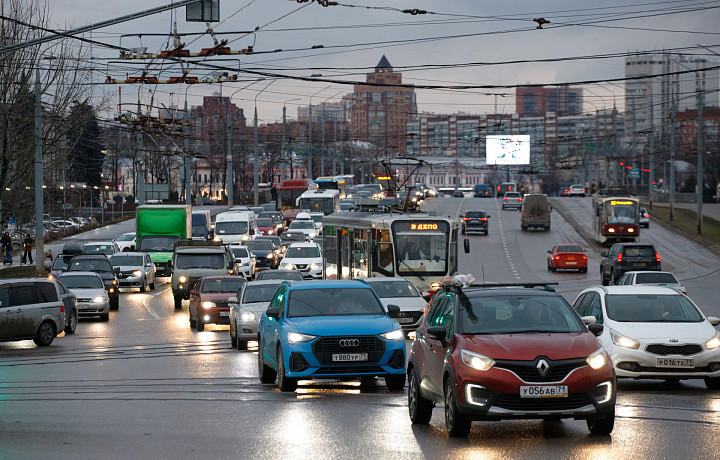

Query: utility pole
<box><xmin>281</xmin><ymin>104</ymin><xmax>287</xmax><ymax>182</ymax></box>
<box><xmin>184</xmin><ymin>100</ymin><xmax>191</xmax><ymax>206</ymax></box>
<box><xmin>333</xmin><ymin>121</ymin><xmax>338</xmax><ymax>175</ymax></box>
<box><xmin>34</xmin><ymin>68</ymin><xmax>44</xmax><ymax>272</ymax></box>
<box><xmin>697</xmin><ymin>72</ymin><xmax>705</xmax><ymax>234</ymax></box>
<box><xmin>253</xmin><ymin>105</ymin><xmax>259</xmax><ymax>206</ymax></box>
<box><xmin>226</xmin><ymin>99</ymin><xmax>233</xmax><ymax>207</ymax></box>
<box><xmin>136</xmin><ymin>98</ymin><xmax>145</xmax><ymax>205</ymax></box>
<box><xmin>648</xmin><ymin>87</ymin><xmax>655</xmax><ymax>211</ymax></box>
<box><xmin>631</xmin><ymin>100</ymin><xmax>637</xmax><ymax>193</ymax></box>
<box><xmin>669</xmin><ymin>75</ymin><xmax>677</xmax><ymax>221</ymax></box>
<box><xmin>307</xmin><ymin>104</ymin><xmax>313</xmax><ymax>180</ymax></box>
<box><xmin>320</xmin><ymin>103</ymin><xmax>326</xmax><ymax>176</ymax></box>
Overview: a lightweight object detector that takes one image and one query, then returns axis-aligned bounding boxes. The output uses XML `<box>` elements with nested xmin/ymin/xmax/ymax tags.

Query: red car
<box><xmin>189</xmin><ymin>276</ymin><xmax>246</xmax><ymax>331</ymax></box>
<box><xmin>547</xmin><ymin>244</ymin><xmax>588</xmax><ymax>273</ymax></box>
<box><xmin>256</xmin><ymin>218</ymin><xmax>277</xmax><ymax>236</ymax></box>
<box><xmin>407</xmin><ymin>280</ymin><xmax>615</xmax><ymax>437</ymax></box>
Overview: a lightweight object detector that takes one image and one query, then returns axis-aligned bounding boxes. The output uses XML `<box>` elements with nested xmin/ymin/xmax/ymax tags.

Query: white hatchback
<box><xmin>229</xmin><ymin>244</ymin><xmax>256</xmax><ymax>279</ymax></box>
<box><xmin>573</xmin><ymin>285</ymin><xmax>720</xmax><ymax>389</ymax></box>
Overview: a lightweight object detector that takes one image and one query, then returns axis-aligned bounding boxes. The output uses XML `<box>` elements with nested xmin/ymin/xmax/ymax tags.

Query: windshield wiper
<box><xmin>398</xmin><ymin>259</ymin><xmax>425</xmax><ymax>282</ymax></box>
<box><xmin>508</xmin><ymin>329</ymin><xmax>563</xmax><ymax>334</ymax></box>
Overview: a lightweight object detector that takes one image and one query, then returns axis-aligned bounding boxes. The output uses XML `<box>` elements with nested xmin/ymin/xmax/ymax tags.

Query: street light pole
<box><xmin>34</xmin><ymin>67</ymin><xmax>44</xmax><ymax>272</ymax></box>
<box><xmin>281</xmin><ymin>98</ymin><xmax>300</xmax><ymax>181</ymax></box>
<box><xmin>253</xmin><ymin>80</ymin><xmax>274</xmax><ymax>205</ymax></box>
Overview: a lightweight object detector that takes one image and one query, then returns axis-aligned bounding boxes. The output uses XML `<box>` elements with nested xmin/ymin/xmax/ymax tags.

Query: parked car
<box><xmin>67</xmin><ymin>255</ymin><xmax>120</xmax><ymax>309</ymax></box>
<box><xmin>257</xmin><ymin>280</ymin><xmax>407</xmax><ymax>392</ymax></box>
<box><xmin>255</xmin><ymin>269</ymin><xmax>305</xmax><ymax>281</ymax></box>
<box><xmin>573</xmin><ymin>285</ymin><xmax>720</xmax><ymax>389</ymax></box>
<box><xmin>569</xmin><ymin>184</ymin><xmax>586</xmax><ymax>197</ymax></box>
<box><xmin>57</xmin><ymin>271</ymin><xmax>109</xmax><ymax>321</ymax></box>
<box><xmin>279</xmin><ymin>242</ymin><xmax>323</xmax><ymax>279</ymax></box>
<box><xmin>113</xmin><ymin>232</ymin><xmax>136</xmax><ymax>252</ymax></box>
<box><xmin>547</xmin><ymin>244</ymin><xmax>588</xmax><ymax>272</ymax></box>
<box><xmin>228</xmin><ymin>280</ymin><xmax>285</xmax><ymax>350</ymax></box>
<box><xmin>0</xmin><ymin>279</ymin><xmax>76</xmax><ymax>346</ymax></box>
<box><xmin>228</xmin><ymin>244</ymin><xmax>256</xmax><ymax>279</ymax></box>
<box><xmin>639</xmin><ymin>207</ymin><xmax>650</xmax><ymax>228</ymax></box>
<box><xmin>408</xmin><ymin>278</ymin><xmax>615</xmax><ymax>437</ymax></box>
<box><xmin>189</xmin><ymin>276</ymin><xmax>246</xmax><ymax>331</ymax></box>
<box><xmin>600</xmin><ymin>243</ymin><xmax>661</xmax><ymax>285</ymax></box>
<box><xmin>110</xmin><ymin>252</ymin><xmax>157</xmax><ymax>292</ymax></box>
<box><xmin>360</xmin><ymin>277</ymin><xmax>426</xmax><ymax>332</ymax></box>
<box><xmin>616</xmin><ymin>271</ymin><xmax>686</xmax><ymax>295</ymax></box>
<box><xmin>460</xmin><ymin>210</ymin><xmax>490</xmax><ymax>235</ymax></box>
<box><xmin>452</xmin><ymin>189</ymin><xmax>465</xmax><ymax>198</ymax></box>
<box><xmin>501</xmin><ymin>192</ymin><xmax>523</xmax><ymax>210</ymax></box>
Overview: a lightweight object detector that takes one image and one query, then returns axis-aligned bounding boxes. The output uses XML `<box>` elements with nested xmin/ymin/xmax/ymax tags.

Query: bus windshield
<box><xmin>604</xmin><ymin>200</ymin><xmax>637</xmax><ymax>224</ymax></box>
<box><xmin>278</xmin><ymin>189</ymin><xmax>306</xmax><ymax>209</ymax></box>
<box><xmin>299</xmin><ymin>197</ymin><xmax>335</xmax><ymax>215</ymax></box>
<box><xmin>391</xmin><ymin>221</ymin><xmax>450</xmax><ymax>276</ymax></box>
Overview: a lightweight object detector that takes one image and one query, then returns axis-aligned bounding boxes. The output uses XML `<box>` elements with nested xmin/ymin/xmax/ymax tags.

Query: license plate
<box><xmin>633</xmin><ymin>263</ymin><xmax>646</xmax><ymax>267</ymax></box>
<box><xmin>656</xmin><ymin>357</ymin><xmax>694</xmax><ymax>368</ymax></box>
<box><xmin>565</xmin><ymin>261</ymin><xmax>577</xmax><ymax>265</ymax></box>
<box><xmin>519</xmin><ymin>385</ymin><xmax>568</xmax><ymax>398</ymax></box>
<box><xmin>332</xmin><ymin>353</ymin><xmax>368</xmax><ymax>362</ymax></box>
<box><xmin>395</xmin><ymin>317</ymin><xmax>415</xmax><ymax>324</ymax></box>
<box><xmin>471</xmin><ymin>219</ymin><xmax>480</xmax><ymax>223</ymax></box>
<box><xmin>220</xmin><ymin>311</ymin><xmax>229</xmax><ymax>317</ymax></box>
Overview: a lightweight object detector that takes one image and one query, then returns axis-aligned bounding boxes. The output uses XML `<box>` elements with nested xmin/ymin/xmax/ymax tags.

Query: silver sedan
<box><xmin>228</xmin><ymin>280</ymin><xmax>284</xmax><ymax>350</ymax></box>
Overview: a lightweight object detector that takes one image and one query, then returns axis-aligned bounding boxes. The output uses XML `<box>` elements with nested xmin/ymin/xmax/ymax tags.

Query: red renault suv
<box><xmin>407</xmin><ymin>280</ymin><xmax>616</xmax><ymax>437</ymax></box>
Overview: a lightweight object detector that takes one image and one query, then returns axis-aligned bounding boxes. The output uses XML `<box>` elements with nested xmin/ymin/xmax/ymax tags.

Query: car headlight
<box><xmin>586</xmin><ymin>349</ymin><xmax>608</xmax><ymax>370</ymax></box>
<box><xmin>241</xmin><ymin>234</ymin><xmax>250</xmax><ymax>241</ymax></box>
<box><xmin>287</xmin><ymin>331</ymin><xmax>316</xmax><ymax>344</ymax></box>
<box><xmin>281</xmin><ymin>263</ymin><xmax>294</xmax><ymax>270</ymax></box>
<box><xmin>266</xmin><ymin>253</ymin><xmax>274</xmax><ymax>259</ymax></box>
<box><xmin>309</xmin><ymin>232</ymin><xmax>317</xmax><ymax>239</ymax></box>
<box><xmin>47</xmin><ymin>275</ymin><xmax>55</xmax><ymax>280</ymax></box>
<box><xmin>380</xmin><ymin>329</ymin><xmax>404</xmax><ymax>341</ymax></box>
<box><xmin>179</xmin><ymin>275</ymin><xmax>188</xmax><ymax>283</ymax></box>
<box><xmin>460</xmin><ymin>349</ymin><xmax>495</xmax><ymax>371</ymax></box>
<box><xmin>92</xmin><ymin>296</ymin><xmax>106</xmax><ymax>303</ymax></box>
<box><xmin>213</xmin><ymin>235</ymin><xmax>222</xmax><ymax>242</ymax></box>
<box><xmin>268</xmin><ymin>230</ymin><xmax>274</xmax><ymax>235</ymax></box>
<box><xmin>201</xmin><ymin>301</ymin><xmax>215</xmax><ymax>309</ymax></box>
<box><xmin>309</xmin><ymin>263</ymin><xmax>320</xmax><ymax>270</ymax></box>
<box><xmin>240</xmin><ymin>311</ymin><xmax>256</xmax><ymax>322</ymax></box>
<box><xmin>610</xmin><ymin>331</ymin><xmax>640</xmax><ymax>349</ymax></box>
<box><xmin>430</xmin><ymin>282</ymin><xmax>443</xmax><ymax>290</ymax></box>
<box><xmin>706</xmin><ymin>333</ymin><xmax>720</xmax><ymax>350</ymax></box>
<box><xmin>132</xmin><ymin>270</ymin><xmax>142</xmax><ymax>277</ymax></box>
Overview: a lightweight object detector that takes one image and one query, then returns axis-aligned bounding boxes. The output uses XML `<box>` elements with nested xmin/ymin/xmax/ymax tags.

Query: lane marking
<box><xmin>495</xmin><ymin>199</ymin><xmax>522</xmax><ymax>280</ymax></box>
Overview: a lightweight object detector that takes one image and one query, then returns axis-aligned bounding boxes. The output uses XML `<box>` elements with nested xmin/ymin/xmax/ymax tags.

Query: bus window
<box><xmin>375</xmin><ymin>230</ymin><xmax>394</xmax><ymax>276</ymax></box>
<box><xmin>324</xmin><ymin>226</ymin><xmax>338</xmax><ymax>279</ymax></box>
<box><xmin>352</xmin><ymin>230</ymin><xmax>368</xmax><ymax>278</ymax></box>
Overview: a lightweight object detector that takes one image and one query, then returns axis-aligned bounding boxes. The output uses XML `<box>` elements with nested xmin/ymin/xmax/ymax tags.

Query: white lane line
<box><xmin>142</xmin><ymin>287</ymin><xmax>164</xmax><ymax>320</ymax></box>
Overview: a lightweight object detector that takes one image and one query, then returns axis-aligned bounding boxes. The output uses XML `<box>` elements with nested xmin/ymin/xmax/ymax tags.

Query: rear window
<box><xmin>623</xmin><ymin>246</ymin><xmax>656</xmax><ymax>257</ymax></box>
<box><xmin>635</xmin><ymin>273</ymin><xmax>678</xmax><ymax>284</ymax></box>
<box><xmin>558</xmin><ymin>245</ymin><xmax>582</xmax><ymax>253</ymax></box>
<box><xmin>465</xmin><ymin>212</ymin><xmax>485</xmax><ymax>218</ymax></box>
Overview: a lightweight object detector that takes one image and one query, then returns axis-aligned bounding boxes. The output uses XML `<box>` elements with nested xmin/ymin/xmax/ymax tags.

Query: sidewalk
<box><xmin>646</xmin><ymin>201</ymin><xmax>720</xmax><ymax>222</ymax></box>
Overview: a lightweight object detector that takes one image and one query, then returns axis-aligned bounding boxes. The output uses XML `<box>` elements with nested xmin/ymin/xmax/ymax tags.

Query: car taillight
<box><xmin>480</xmin><ymin>217</ymin><xmax>487</xmax><ymax>221</ymax></box>
<box><xmin>582</xmin><ymin>188</ymin><xmax>586</xmax><ymax>192</ymax></box>
<box><xmin>656</xmin><ymin>253</ymin><xmax>661</xmax><ymax>262</ymax></box>
<box><xmin>462</xmin><ymin>217</ymin><xmax>470</xmax><ymax>221</ymax></box>
<box><xmin>517</xmin><ymin>198</ymin><xmax>522</xmax><ymax>201</ymax></box>
<box><xmin>554</xmin><ymin>255</ymin><xmax>561</xmax><ymax>260</ymax></box>
<box><xmin>521</xmin><ymin>212</ymin><xmax>525</xmax><ymax>215</ymax></box>
<box><xmin>582</xmin><ymin>255</ymin><xmax>587</xmax><ymax>260</ymax></box>
<box><xmin>503</xmin><ymin>198</ymin><xmax>508</xmax><ymax>201</ymax></box>
<box><xmin>60</xmin><ymin>305</ymin><xmax>65</xmax><ymax>313</ymax></box>
<box><xmin>617</xmin><ymin>254</ymin><xmax>622</xmax><ymax>262</ymax></box>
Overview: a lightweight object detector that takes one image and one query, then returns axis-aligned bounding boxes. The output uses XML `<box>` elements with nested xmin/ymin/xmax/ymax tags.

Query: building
<box><xmin>515</xmin><ymin>86</ymin><xmax>583</xmax><ymax>117</ymax></box>
<box><xmin>351</xmin><ymin>55</ymin><xmax>417</xmax><ymax>154</ymax></box>
<box><xmin>297</xmin><ymin>95</ymin><xmax>352</xmax><ymax>123</ymax></box>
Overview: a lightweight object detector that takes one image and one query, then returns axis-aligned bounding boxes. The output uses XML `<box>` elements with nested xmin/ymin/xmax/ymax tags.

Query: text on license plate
<box><xmin>220</xmin><ymin>311</ymin><xmax>229</xmax><ymax>317</ymax></box>
<box><xmin>332</xmin><ymin>353</ymin><xmax>368</xmax><ymax>362</ymax></box>
<box><xmin>520</xmin><ymin>385</ymin><xmax>568</xmax><ymax>398</ymax></box>
<box><xmin>565</xmin><ymin>261</ymin><xmax>577</xmax><ymax>265</ymax></box>
<box><xmin>657</xmin><ymin>358</ymin><xmax>694</xmax><ymax>368</ymax></box>
<box><xmin>395</xmin><ymin>317</ymin><xmax>415</xmax><ymax>324</ymax></box>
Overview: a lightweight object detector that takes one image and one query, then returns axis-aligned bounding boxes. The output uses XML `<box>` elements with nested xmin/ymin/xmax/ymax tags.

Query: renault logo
<box><xmin>339</xmin><ymin>339</ymin><xmax>360</xmax><ymax>347</ymax></box>
<box><xmin>536</xmin><ymin>359</ymin><xmax>550</xmax><ymax>377</ymax></box>
<box><xmin>669</xmin><ymin>339</ymin><xmax>678</xmax><ymax>343</ymax></box>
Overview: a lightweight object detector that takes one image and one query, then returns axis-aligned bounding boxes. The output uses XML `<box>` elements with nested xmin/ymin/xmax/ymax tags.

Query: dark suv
<box><xmin>600</xmin><ymin>243</ymin><xmax>661</xmax><ymax>285</ymax></box>
<box><xmin>461</xmin><ymin>210</ymin><xmax>490</xmax><ymax>235</ymax></box>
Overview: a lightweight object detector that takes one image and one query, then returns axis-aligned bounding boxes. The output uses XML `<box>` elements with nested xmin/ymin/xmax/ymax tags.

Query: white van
<box><xmin>213</xmin><ymin>211</ymin><xmax>258</xmax><ymax>244</ymax></box>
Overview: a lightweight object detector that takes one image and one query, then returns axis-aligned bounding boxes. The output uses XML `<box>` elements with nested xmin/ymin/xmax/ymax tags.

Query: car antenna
<box><xmin>482</xmin><ymin>266</ymin><xmax>486</xmax><ymax>288</ymax></box>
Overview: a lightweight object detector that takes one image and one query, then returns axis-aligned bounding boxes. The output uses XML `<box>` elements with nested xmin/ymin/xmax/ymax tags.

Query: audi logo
<box><xmin>339</xmin><ymin>339</ymin><xmax>360</xmax><ymax>347</ymax></box>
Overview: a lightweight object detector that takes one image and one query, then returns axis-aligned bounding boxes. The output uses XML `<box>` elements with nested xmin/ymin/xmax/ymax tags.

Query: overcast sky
<box><xmin>40</xmin><ymin>0</ymin><xmax>720</xmax><ymax>123</ymax></box>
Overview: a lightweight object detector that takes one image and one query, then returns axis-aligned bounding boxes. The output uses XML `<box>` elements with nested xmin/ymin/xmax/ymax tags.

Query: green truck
<box><xmin>136</xmin><ymin>205</ymin><xmax>192</xmax><ymax>276</ymax></box>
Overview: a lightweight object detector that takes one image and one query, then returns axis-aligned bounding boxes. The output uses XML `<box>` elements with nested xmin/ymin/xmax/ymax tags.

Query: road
<box><xmin>1</xmin><ymin>198</ymin><xmax>719</xmax><ymax>459</ymax></box>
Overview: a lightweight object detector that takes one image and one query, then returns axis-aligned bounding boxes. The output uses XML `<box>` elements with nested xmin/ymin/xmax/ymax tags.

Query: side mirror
<box><xmin>228</xmin><ymin>296</ymin><xmax>238</xmax><ymax>304</ymax></box>
<box><xmin>707</xmin><ymin>316</ymin><xmax>720</xmax><ymax>326</ymax></box>
<box><xmin>487</xmin><ymin>215</ymin><xmax>491</xmax><ymax>218</ymax></box>
<box><xmin>463</xmin><ymin>238</ymin><xmax>470</xmax><ymax>254</ymax></box>
<box><xmin>588</xmin><ymin>323</ymin><xmax>604</xmax><ymax>337</ymax></box>
<box><xmin>427</xmin><ymin>326</ymin><xmax>447</xmax><ymax>342</ymax></box>
<box><xmin>387</xmin><ymin>304</ymin><xmax>400</xmax><ymax>315</ymax></box>
<box><xmin>547</xmin><ymin>250</ymin><xmax>552</xmax><ymax>254</ymax></box>
<box><xmin>113</xmin><ymin>267</ymin><xmax>121</xmax><ymax>274</ymax></box>
<box><xmin>61</xmin><ymin>267</ymin><xmax>68</xmax><ymax>272</ymax></box>
<box><xmin>600</xmin><ymin>252</ymin><xmax>607</xmax><ymax>257</ymax></box>
<box><xmin>266</xmin><ymin>307</ymin><xmax>279</xmax><ymax>320</ymax></box>
<box><xmin>581</xmin><ymin>316</ymin><xmax>597</xmax><ymax>325</ymax></box>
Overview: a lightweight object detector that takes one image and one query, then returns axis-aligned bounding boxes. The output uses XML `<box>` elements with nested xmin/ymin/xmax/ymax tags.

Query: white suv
<box><xmin>279</xmin><ymin>242</ymin><xmax>322</xmax><ymax>279</ymax></box>
<box><xmin>569</xmin><ymin>184</ymin><xmax>586</xmax><ymax>197</ymax></box>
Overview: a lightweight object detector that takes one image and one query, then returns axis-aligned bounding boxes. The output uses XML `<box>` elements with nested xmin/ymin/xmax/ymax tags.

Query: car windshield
<box><xmin>281</xmin><ymin>233</ymin><xmax>305</xmax><ymax>242</ymax></box>
<box><xmin>52</xmin><ymin>257</ymin><xmax>69</xmax><ymax>270</ymax></box>
<box><xmin>245</xmin><ymin>240</ymin><xmax>273</xmax><ymax>251</ymax></box>
<box><xmin>201</xmin><ymin>278</ymin><xmax>246</xmax><ymax>293</ymax></box>
<box><xmin>175</xmin><ymin>253</ymin><xmax>226</xmax><ymax>269</ymax></box>
<box><xmin>289</xmin><ymin>221</ymin><xmax>315</xmax><ymax>230</ymax></box>
<box><xmin>115</xmin><ymin>234</ymin><xmax>135</xmax><ymax>242</ymax></box>
<box><xmin>83</xmin><ymin>244</ymin><xmax>114</xmax><ymax>255</ymax></box>
<box><xmin>458</xmin><ymin>293</ymin><xmax>585</xmax><ymax>334</ymax></box>
<box><xmin>605</xmin><ymin>294</ymin><xmax>703</xmax><ymax>322</ymax></box>
<box><xmin>287</xmin><ymin>288</ymin><xmax>384</xmax><ymax>317</ymax></box>
<box><xmin>215</xmin><ymin>221</ymin><xmax>249</xmax><ymax>235</ymax></box>
<box><xmin>558</xmin><ymin>245</ymin><xmax>583</xmax><ymax>253</ymax></box>
<box><xmin>368</xmin><ymin>280</ymin><xmax>420</xmax><ymax>298</ymax></box>
<box><xmin>259</xmin><ymin>271</ymin><xmax>303</xmax><ymax>280</ymax></box>
<box><xmin>285</xmin><ymin>246</ymin><xmax>320</xmax><ymax>258</ymax></box>
<box><xmin>59</xmin><ymin>275</ymin><xmax>104</xmax><ymax>289</ymax></box>
<box><xmin>242</xmin><ymin>283</ymin><xmax>282</xmax><ymax>303</ymax></box>
<box><xmin>139</xmin><ymin>236</ymin><xmax>178</xmax><ymax>252</ymax></box>
<box><xmin>256</xmin><ymin>219</ymin><xmax>273</xmax><ymax>227</ymax></box>
<box><xmin>70</xmin><ymin>258</ymin><xmax>113</xmax><ymax>273</ymax></box>
<box><xmin>230</xmin><ymin>247</ymin><xmax>250</xmax><ymax>258</ymax></box>
<box><xmin>635</xmin><ymin>273</ymin><xmax>679</xmax><ymax>284</ymax></box>
<box><xmin>111</xmin><ymin>255</ymin><xmax>143</xmax><ymax>266</ymax></box>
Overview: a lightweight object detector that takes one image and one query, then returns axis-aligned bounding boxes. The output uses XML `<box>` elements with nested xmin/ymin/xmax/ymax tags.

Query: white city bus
<box><xmin>296</xmin><ymin>189</ymin><xmax>340</xmax><ymax>215</ymax></box>
<box><xmin>321</xmin><ymin>210</ymin><xmax>461</xmax><ymax>294</ymax></box>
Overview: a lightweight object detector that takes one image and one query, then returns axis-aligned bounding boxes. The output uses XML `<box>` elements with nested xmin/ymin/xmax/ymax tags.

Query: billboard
<box><xmin>486</xmin><ymin>135</ymin><xmax>530</xmax><ymax>165</ymax></box>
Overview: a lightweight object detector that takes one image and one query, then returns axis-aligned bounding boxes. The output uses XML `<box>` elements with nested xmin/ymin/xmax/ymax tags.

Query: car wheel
<box><xmin>444</xmin><ymin>378</ymin><xmax>471</xmax><ymax>437</ymax></box>
<box><xmin>237</xmin><ymin>339</ymin><xmax>248</xmax><ymax>351</ymax></box>
<box><xmin>110</xmin><ymin>295</ymin><xmax>119</xmax><ymax>310</ymax></box>
<box><xmin>174</xmin><ymin>295</ymin><xmax>182</xmax><ymax>310</ymax></box>
<box><xmin>140</xmin><ymin>279</ymin><xmax>147</xmax><ymax>293</ymax></box>
<box><xmin>196</xmin><ymin>315</ymin><xmax>205</xmax><ymax>332</ymax></box>
<box><xmin>705</xmin><ymin>378</ymin><xmax>720</xmax><ymax>390</ymax></box>
<box><xmin>33</xmin><ymin>320</ymin><xmax>56</xmax><ymax>347</ymax></box>
<box><xmin>385</xmin><ymin>373</ymin><xmax>406</xmax><ymax>391</ymax></box>
<box><xmin>587</xmin><ymin>408</ymin><xmax>615</xmax><ymax>435</ymax></box>
<box><xmin>521</xmin><ymin>226</ymin><xmax>527</xmax><ymax>232</ymax></box>
<box><xmin>277</xmin><ymin>345</ymin><xmax>297</xmax><ymax>392</ymax></box>
<box><xmin>149</xmin><ymin>279</ymin><xmax>156</xmax><ymax>290</ymax></box>
<box><xmin>230</xmin><ymin>323</ymin><xmax>237</xmax><ymax>348</ymax></box>
<box><xmin>408</xmin><ymin>368</ymin><xmax>433</xmax><ymax>424</ymax></box>
<box><xmin>122</xmin><ymin>248</ymin><xmax>130</xmax><ymax>252</ymax></box>
<box><xmin>100</xmin><ymin>312</ymin><xmax>109</xmax><ymax>322</ymax></box>
<box><xmin>257</xmin><ymin>339</ymin><xmax>277</xmax><ymax>383</ymax></box>
<box><xmin>64</xmin><ymin>309</ymin><xmax>77</xmax><ymax>335</ymax></box>
<box><xmin>547</xmin><ymin>262</ymin><xmax>552</xmax><ymax>271</ymax></box>
<box><xmin>601</xmin><ymin>271</ymin><xmax>609</xmax><ymax>286</ymax></box>
<box><xmin>551</xmin><ymin>266</ymin><xmax>557</xmax><ymax>273</ymax></box>
<box><xmin>581</xmin><ymin>267</ymin><xmax>588</xmax><ymax>273</ymax></box>
<box><xmin>189</xmin><ymin>314</ymin><xmax>196</xmax><ymax>328</ymax></box>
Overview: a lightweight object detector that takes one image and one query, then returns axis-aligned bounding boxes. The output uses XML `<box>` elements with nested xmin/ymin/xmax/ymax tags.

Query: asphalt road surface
<box><xmin>1</xmin><ymin>199</ymin><xmax>719</xmax><ymax>459</ymax></box>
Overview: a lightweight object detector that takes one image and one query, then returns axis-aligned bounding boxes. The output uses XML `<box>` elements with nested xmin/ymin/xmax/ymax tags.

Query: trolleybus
<box><xmin>297</xmin><ymin>188</ymin><xmax>340</xmax><ymax>215</ymax></box>
<box><xmin>321</xmin><ymin>210</ymin><xmax>461</xmax><ymax>294</ymax></box>
<box><xmin>313</xmin><ymin>176</ymin><xmax>347</xmax><ymax>198</ymax></box>
<box><xmin>276</xmin><ymin>179</ymin><xmax>310</xmax><ymax>210</ymax></box>
<box><xmin>591</xmin><ymin>190</ymin><xmax>640</xmax><ymax>245</ymax></box>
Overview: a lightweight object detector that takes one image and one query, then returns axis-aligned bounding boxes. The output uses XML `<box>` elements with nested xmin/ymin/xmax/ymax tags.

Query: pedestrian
<box><xmin>1</xmin><ymin>231</ymin><xmax>12</xmax><ymax>265</ymax></box>
<box><xmin>22</xmin><ymin>233</ymin><xmax>33</xmax><ymax>265</ymax></box>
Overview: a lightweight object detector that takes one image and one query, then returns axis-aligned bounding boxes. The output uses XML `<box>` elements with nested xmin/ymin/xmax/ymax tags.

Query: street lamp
<box><xmin>308</xmin><ymin>86</ymin><xmax>331</xmax><ymax>180</ymax></box>
<box><xmin>282</xmin><ymin>98</ymin><xmax>300</xmax><ymax>181</ymax></box>
<box><xmin>226</xmin><ymin>81</ymin><xmax>259</xmax><ymax>207</ymax></box>
<box><xmin>253</xmin><ymin>80</ymin><xmax>275</xmax><ymax>205</ymax></box>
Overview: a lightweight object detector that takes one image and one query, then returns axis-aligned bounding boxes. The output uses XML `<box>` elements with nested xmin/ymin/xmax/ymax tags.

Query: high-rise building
<box><xmin>515</xmin><ymin>86</ymin><xmax>583</xmax><ymax>117</ymax></box>
<box><xmin>351</xmin><ymin>55</ymin><xmax>417</xmax><ymax>154</ymax></box>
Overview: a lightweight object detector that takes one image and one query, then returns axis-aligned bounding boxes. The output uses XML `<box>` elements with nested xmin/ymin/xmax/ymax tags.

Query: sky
<box><xmin>35</xmin><ymin>0</ymin><xmax>720</xmax><ymax>124</ymax></box>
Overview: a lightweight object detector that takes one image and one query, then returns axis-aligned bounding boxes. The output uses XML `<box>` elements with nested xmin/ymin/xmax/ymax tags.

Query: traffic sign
<box><xmin>629</xmin><ymin>168</ymin><xmax>640</xmax><ymax>179</ymax></box>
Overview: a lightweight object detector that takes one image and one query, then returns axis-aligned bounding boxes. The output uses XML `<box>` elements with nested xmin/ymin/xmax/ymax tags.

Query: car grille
<box><xmin>389</xmin><ymin>310</ymin><xmax>423</xmax><ymax>322</ymax></box>
<box><xmin>645</xmin><ymin>344</ymin><xmax>702</xmax><ymax>356</ymax></box>
<box><xmin>312</xmin><ymin>336</ymin><xmax>386</xmax><ymax>365</ymax></box>
<box><xmin>294</xmin><ymin>264</ymin><xmax>308</xmax><ymax>270</ymax></box>
<box><xmin>629</xmin><ymin>364</ymin><xmax>714</xmax><ymax>373</ymax></box>
<box><xmin>77</xmin><ymin>298</ymin><xmax>93</xmax><ymax>303</ymax></box>
<box><xmin>494</xmin><ymin>393</ymin><xmax>592</xmax><ymax>411</ymax></box>
<box><xmin>494</xmin><ymin>357</ymin><xmax>587</xmax><ymax>383</ymax></box>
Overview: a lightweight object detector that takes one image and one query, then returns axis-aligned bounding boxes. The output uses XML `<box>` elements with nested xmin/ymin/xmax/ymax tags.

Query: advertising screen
<box><xmin>486</xmin><ymin>135</ymin><xmax>530</xmax><ymax>165</ymax></box>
